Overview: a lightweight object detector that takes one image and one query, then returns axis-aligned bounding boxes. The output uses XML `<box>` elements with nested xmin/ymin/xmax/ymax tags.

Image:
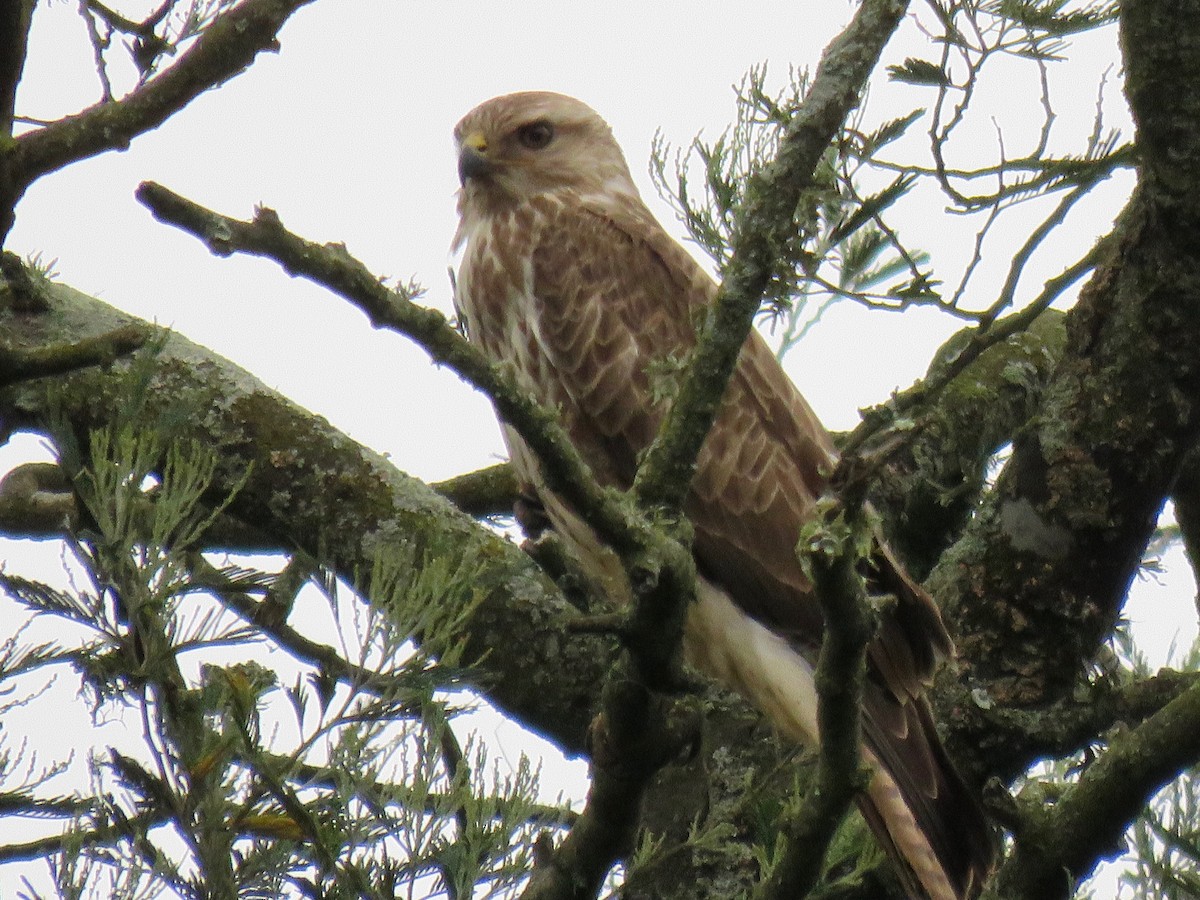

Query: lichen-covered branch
<box><xmin>868</xmin><ymin>310</ymin><xmax>1067</xmax><ymax>579</ymax></box>
<box><xmin>632</xmin><ymin>0</ymin><xmax>911</xmax><ymax>514</ymax></box>
<box><xmin>754</xmin><ymin>501</ymin><xmax>873</xmax><ymax>899</ymax></box>
<box><xmin>994</xmin><ymin>678</ymin><xmax>1200</xmax><ymax>899</ymax></box>
<box><xmin>940</xmin><ymin>666</ymin><xmax>1200</xmax><ymax>803</ymax></box>
<box><xmin>0</xmin><ymin>461</ymin><xmax>77</xmax><ymax>536</ymax></box>
<box><xmin>0</xmin><ymin>322</ymin><xmax>148</xmax><ymax>385</ymax></box>
<box><xmin>433</xmin><ymin>462</ymin><xmax>517</xmax><ymax>518</ymax></box>
<box><xmin>522</xmin><ymin>667</ymin><xmax>702</xmax><ymax>900</ymax></box>
<box><xmin>134</xmin><ymin>181</ymin><xmax>655</xmax><ymax>565</ymax></box>
<box><xmin>0</xmin><ymin>272</ymin><xmax>610</xmax><ymax>754</ymax></box>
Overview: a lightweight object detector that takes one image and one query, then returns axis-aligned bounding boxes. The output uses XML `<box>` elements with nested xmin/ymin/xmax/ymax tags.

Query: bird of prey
<box><xmin>452</xmin><ymin>91</ymin><xmax>991</xmax><ymax>900</ymax></box>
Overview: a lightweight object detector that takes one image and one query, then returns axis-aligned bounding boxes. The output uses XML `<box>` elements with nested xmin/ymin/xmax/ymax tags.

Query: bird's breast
<box><xmin>454</xmin><ymin>208</ymin><xmax>559</xmax><ymax>403</ymax></box>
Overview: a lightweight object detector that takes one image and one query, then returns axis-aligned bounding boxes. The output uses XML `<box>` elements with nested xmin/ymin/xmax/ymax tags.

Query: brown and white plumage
<box><xmin>452</xmin><ymin>91</ymin><xmax>991</xmax><ymax>900</ymax></box>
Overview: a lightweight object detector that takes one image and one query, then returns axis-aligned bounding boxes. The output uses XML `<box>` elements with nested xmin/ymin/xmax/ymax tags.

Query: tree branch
<box><xmin>754</xmin><ymin>501</ymin><xmax>873</xmax><ymax>899</ymax></box>
<box><xmin>522</xmin><ymin>667</ymin><xmax>702</xmax><ymax>900</ymax></box>
<box><xmin>134</xmin><ymin>182</ymin><xmax>655</xmax><ymax>564</ymax></box>
<box><xmin>0</xmin><ymin>0</ymin><xmax>33</xmax><ymax>139</ymax></box>
<box><xmin>432</xmin><ymin>462</ymin><xmax>517</xmax><ymax>518</ymax></box>
<box><xmin>0</xmin><ymin>272</ymin><xmax>612</xmax><ymax>754</ymax></box>
<box><xmin>994</xmin><ymin>677</ymin><xmax>1200</xmax><ymax>898</ymax></box>
<box><xmin>632</xmin><ymin>0</ymin><xmax>911</xmax><ymax>513</ymax></box>
<box><xmin>837</xmin><ymin>237</ymin><xmax>1104</xmax><ymax>473</ymax></box>
<box><xmin>0</xmin><ymin>807</ymin><xmax>169</xmax><ymax>864</ymax></box>
<box><xmin>0</xmin><ymin>462</ymin><xmax>76</xmax><ymax>537</ymax></box>
<box><xmin>868</xmin><ymin>309</ymin><xmax>1067</xmax><ymax>578</ymax></box>
<box><xmin>1</xmin><ymin>0</ymin><xmax>314</xmax><ymax>241</ymax></box>
<box><xmin>182</xmin><ymin>551</ymin><xmax>437</xmax><ymax>706</ymax></box>
<box><xmin>1171</xmin><ymin>447</ymin><xmax>1200</xmax><ymax>592</ymax></box>
<box><xmin>132</xmin><ymin>186</ymin><xmax>722</xmax><ymax>894</ymax></box>
<box><xmin>0</xmin><ymin>322</ymin><xmax>148</xmax><ymax>385</ymax></box>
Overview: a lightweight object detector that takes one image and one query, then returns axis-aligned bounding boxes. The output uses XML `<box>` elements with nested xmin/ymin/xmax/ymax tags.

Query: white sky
<box><xmin>1</xmin><ymin>3</ymin><xmax>1193</xmax><ymax>897</ymax></box>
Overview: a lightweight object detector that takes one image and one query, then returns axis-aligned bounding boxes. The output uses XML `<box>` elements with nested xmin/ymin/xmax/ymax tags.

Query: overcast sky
<box><xmin>1</xmin><ymin>3</ymin><xmax>1190</xmax><ymax>896</ymax></box>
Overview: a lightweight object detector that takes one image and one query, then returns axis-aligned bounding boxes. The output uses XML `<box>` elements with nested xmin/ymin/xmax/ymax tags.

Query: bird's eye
<box><xmin>516</xmin><ymin>121</ymin><xmax>555</xmax><ymax>150</ymax></box>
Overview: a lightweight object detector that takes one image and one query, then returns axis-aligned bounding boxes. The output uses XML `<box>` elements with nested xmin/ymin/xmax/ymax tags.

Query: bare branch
<box><xmin>2</xmin><ymin>0</ymin><xmax>314</xmax><ymax>241</ymax></box>
<box><xmin>980</xmin><ymin>179</ymin><xmax>1102</xmax><ymax>325</ymax></box>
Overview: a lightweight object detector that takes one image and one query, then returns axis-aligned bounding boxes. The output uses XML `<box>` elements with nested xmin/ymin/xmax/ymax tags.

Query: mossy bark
<box><xmin>929</xmin><ymin>0</ymin><xmax>1200</xmax><ymax>797</ymax></box>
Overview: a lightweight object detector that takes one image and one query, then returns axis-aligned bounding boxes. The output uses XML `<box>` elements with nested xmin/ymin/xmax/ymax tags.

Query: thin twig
<box><xmin>980</xmin><ymin>179</ymin><xmax>1101</xmax><ymax>325</ymax></box>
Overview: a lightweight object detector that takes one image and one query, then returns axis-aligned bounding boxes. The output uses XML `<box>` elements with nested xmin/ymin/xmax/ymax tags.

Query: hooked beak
<box><xmin>458</xmin><ymin>132</ymin><xmax>491</xmax><ymax>185</ymax></box>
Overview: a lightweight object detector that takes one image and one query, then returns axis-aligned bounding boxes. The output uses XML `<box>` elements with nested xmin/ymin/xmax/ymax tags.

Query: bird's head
<box><xmin>454</xmin><ymin>92</ymin><xmax>640</xmax><ymax>213</ymax></box>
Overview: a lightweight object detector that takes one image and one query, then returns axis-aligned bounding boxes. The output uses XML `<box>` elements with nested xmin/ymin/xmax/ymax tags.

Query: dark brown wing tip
<box><xmin>862</xmin><ymin>694</ymin><xmax>996</xmax><ymax>899</ymax></box>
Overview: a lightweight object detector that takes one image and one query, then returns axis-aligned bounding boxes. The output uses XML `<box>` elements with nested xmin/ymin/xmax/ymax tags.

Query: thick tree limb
<box><xmin>133</xmin><ymin>185</ymin><xmax>713</xmax><ymax>895</ymax></box>
<box><xmin>0</xmin><ymin>275</ymin><xmax>609</xmax><ymax>753</ymax></box>
<box><xmin>0</xmin><ymin>322</ymin><xmax>148</xmax><ymax>385</ymax></box>
<box><xmin>869</xmin><ymin>310</ymin><xmax>1067</xmax><ymax>579</ymax></box>
<box><xmin>930</xmin><ymin>0</ymin><xmax>1200</xmax><ymax>792</ymax></box>
<box><xmin>135</xmin><ymin>182</ymin><xmax>659</xmax><ymax>566</ymax></box>
<box><xmin>0</xmin><ymin>277</ymin><xmax>801</xmax><ymax>900</ymax></box>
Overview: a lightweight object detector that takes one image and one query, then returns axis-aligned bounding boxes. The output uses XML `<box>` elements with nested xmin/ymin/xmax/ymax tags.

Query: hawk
<box><xmin>452</xmin><ymin>91</ymin><xmax>991</xmax><ymax>900</ymax></box>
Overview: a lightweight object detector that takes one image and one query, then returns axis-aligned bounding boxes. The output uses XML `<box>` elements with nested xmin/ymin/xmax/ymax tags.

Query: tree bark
<box><xmin>931</xmin><ymin>0</ymin><xmax>1200</xmax><ymax>790</ymax></box>
<box><xmin>0</xmin><ymin>274</ymin><xmax>608</xmax><ymax>751</ymax></box>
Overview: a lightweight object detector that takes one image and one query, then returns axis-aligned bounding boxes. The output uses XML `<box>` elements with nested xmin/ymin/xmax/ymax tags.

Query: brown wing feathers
<box><xmin>529</xmin><ymin>198</ymin><xmax>987</xmax><ymax>897</ymax></box>
<box><xmin>453</xmin><ymin>92</ymin><xmax>992</xmax><ymax>899</ymax></box>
